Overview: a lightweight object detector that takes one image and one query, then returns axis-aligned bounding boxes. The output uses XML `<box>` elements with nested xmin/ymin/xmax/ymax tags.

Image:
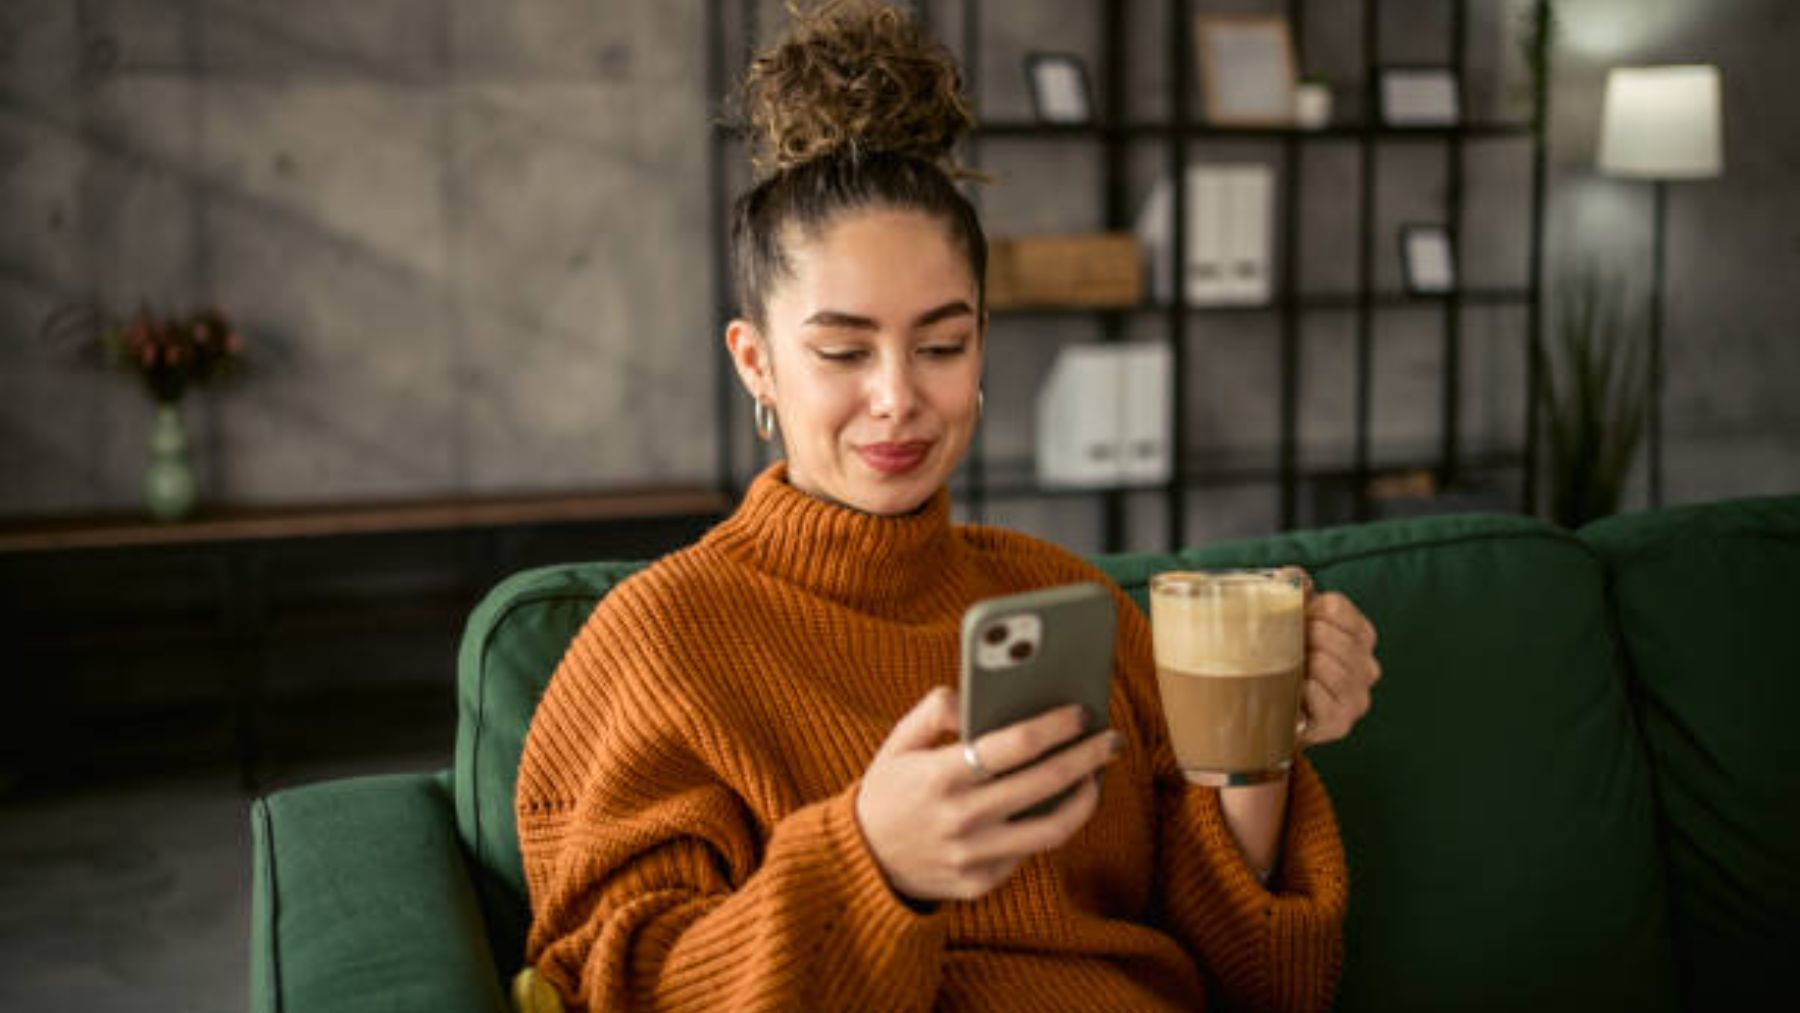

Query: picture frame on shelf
<box><xmin>1194</xmin><ymin>16</ymin><xmax>1298</xmax><ymax>127</ymax></box>
<box><xmin>1379</xmin><ymin>66</ymin><xmax>1462</xmax><ymax>127</ymax></box>
<box><xmin>1399</xmin><ymin>224</ymin><xmax>1457</xmax><ymax>294</ymax></box>
<box><xmin>1024</xmin><ymin>52</ymin><xmax>1094</xmax><ymax>125</ymax></box>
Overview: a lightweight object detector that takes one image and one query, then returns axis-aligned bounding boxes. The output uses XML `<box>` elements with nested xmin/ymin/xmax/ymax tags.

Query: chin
<box><xmin>845</xmin><ymin>464</ymin><xmax>946</xmax><ymax>517</ymax></box>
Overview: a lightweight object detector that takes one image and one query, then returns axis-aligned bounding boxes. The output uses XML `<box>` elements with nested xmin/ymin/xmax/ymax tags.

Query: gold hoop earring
<box><xmin>754</xmin><ymin>399</ymin><xmax>777</xmax><ymax>442</ymax></box>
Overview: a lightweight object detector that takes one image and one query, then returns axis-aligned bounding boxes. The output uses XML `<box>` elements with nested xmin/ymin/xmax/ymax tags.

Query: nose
<box><xmin>867</xmin><ymin>354</ymin><xmax>919</xmax><ymax>420</ymax></box>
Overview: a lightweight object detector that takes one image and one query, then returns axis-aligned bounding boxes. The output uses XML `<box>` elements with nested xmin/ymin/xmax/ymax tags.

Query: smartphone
<box><xmin>959</xmin><ymin>582</ymin><xmax>1117</xmax><ymax>820</ymax></box>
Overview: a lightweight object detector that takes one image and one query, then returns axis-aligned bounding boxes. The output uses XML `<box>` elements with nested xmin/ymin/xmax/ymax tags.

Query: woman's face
<box><xmin>727</xmin><ymin>207</ymin><xmax>985</xmax><ymax>516</ymax></box>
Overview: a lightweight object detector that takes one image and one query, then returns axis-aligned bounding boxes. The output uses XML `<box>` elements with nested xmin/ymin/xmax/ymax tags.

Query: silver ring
<box><xmin>962</xmin><ymin>740</ymin><xmax>993</xmax><ymax>780</ymax></box>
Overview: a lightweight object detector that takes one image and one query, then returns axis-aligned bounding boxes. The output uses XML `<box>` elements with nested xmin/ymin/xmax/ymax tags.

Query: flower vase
<box><xmin>145</xmin><ymin>402</ymin><xmax>198</xmax><ymax>522</ymax></box>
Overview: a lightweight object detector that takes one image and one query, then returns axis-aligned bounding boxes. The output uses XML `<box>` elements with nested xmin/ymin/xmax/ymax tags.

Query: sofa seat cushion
<box><xmin>1583</xmin><ymin>495</ymin><xmax>1800</xmax><ymax>1010</ymax></box>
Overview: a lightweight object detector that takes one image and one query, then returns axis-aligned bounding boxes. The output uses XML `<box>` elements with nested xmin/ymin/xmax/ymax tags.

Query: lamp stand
<box><xmin>1649</xmin><ymin>180</ymin><xmax>1667</xmax><ymax>508</ymax></box>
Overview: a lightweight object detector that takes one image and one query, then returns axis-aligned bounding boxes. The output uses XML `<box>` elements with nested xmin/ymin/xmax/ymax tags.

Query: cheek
<box><xmin>783</xmin><ymin>372</ymin><xmax>860</xmax><ymax>436</ymax></box>
<box><xmin>938</xmin><ymin>362</ymin><xmax>983</xmax><ymax>420</ymax></box>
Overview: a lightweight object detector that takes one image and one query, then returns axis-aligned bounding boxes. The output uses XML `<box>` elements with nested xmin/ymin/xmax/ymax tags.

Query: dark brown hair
<box><xmin>730</xmin><ymin>0</ymin><xmax>989</xmax><ymax>330</ymax></box>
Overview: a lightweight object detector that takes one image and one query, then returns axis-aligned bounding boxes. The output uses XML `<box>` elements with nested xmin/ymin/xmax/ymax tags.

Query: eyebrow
<box><xmin>801</xmin><ymin>300</ymin><xmax>975</xmax><ymax>332</ymax></box>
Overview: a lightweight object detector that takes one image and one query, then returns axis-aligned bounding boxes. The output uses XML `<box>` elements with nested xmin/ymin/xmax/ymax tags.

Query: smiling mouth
<box><xmin>856</xmin><ymin>441</ymin><xmax>932</xmax><ymax>475</ymax></box>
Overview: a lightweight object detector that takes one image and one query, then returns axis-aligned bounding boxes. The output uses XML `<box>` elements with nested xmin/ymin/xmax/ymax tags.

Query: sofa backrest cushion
<box><xmin>457</xmin><ymin>512</ymin><xmax>1678</xmax><ymax>1010</ymax></box>
<box><xmin>454</xmin><ymin>561</ymin><xmax>647</xmax><ymax>975</ymax></box>
<box><xmin>1106</xmin><ymin>512</ymin><xmax>1678</xmax><ymax>1012</ymax></box>
<box><xmin>1581</xmin><ymin>494</ymin><xmax>1800</xmax><ymax>1009</ymax></box>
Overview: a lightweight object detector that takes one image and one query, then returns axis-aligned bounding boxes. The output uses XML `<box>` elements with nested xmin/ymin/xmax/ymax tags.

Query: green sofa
<box><xmin>249</xmin><ymin>495</ymin><xmax>1800</xmax><ymax>1012</ymax></box>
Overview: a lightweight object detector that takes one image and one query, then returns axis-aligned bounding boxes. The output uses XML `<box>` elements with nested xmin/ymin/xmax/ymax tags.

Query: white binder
<box><xmin>1135</xmin><ymin>165</ymin><xmax>1275</xmax><ymax>306</ymax></box>
<box><xmin>1224</xmin><ymin>166</ymin><xmax>1274</xmax><ymax>304</ymax></box>
<box><xmin>1117</xmin><ymin>343</ymin><xmax>1173</xmax><ymax>484</ymax></box>
<box><xmin>1035</xmin><ymin>343</ymin><xmax>1173</xmax><ymax>488</ymax></box>
<box><xmin>1036</xmin><ymin>345</ymin><xmax>1123</xmax><ymax>488</ymax></box>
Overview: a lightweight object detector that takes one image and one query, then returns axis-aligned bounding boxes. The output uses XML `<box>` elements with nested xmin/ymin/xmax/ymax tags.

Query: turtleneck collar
<box><xmin>702</xmin><ymin>461</ymin><xmax>968</xmax><ymax>620</ymax></box>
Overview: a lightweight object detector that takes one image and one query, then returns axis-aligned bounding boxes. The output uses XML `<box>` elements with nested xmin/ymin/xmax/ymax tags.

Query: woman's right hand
<box><xmin>854</xmin><ymin>686</ymin><xmax>1123</xmax><ymax>905</ymax></box>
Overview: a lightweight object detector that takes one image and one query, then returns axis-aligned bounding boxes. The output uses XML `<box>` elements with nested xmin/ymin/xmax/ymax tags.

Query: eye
<box><xmin>815</xmin><ymin>348</ymin><xmax>867</xmax><ymax>363</ymax></box>
<box><xmin>920</xmin><ymin>341</ymin><xmax>969</xmax><ymax>359</ymax></box>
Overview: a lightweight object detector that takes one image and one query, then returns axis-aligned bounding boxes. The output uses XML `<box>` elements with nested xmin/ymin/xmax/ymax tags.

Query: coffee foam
<box><xmin>1150</xmin><ymin>577</ymin><xmax>1305</xmax><ymax>675</ymax></box>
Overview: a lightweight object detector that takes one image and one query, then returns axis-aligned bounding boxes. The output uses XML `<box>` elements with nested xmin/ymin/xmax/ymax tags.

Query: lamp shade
<box><xmin>1598</xmin><ymin>65</ymin><xmax>1724</xmax><ymax>179</ymax></box>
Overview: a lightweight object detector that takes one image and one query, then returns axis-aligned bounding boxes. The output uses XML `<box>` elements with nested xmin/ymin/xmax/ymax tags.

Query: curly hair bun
<box><xmin>743</xmin><ymin>0</ymin><xmax>977</xmax><ymax>178</ymax></box>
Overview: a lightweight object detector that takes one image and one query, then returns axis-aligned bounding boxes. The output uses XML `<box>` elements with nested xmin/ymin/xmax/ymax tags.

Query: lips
<box><xmin>856</xmin><ymin>440</ymin><xmax>933</xmax><ymax>475</ymax></box>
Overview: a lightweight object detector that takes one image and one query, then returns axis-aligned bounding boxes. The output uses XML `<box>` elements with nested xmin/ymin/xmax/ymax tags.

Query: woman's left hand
<box><xmin>1297</xmin><ymin>589</ymin><xmax>1381</xmax><ymax>748</ymax></box>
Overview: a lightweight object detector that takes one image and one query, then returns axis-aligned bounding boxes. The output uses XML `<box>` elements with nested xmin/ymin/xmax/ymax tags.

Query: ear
<box><xmin>724</xmin><ymin>319</ymin><xmax>773</xmax><ymax>402</ymax></box>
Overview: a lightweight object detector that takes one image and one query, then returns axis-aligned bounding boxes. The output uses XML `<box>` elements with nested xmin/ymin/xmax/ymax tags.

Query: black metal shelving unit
<box><xmin>706</xmin><ymin>0</ymin><xmax>1549</xmax><ymax>551</ymax></box>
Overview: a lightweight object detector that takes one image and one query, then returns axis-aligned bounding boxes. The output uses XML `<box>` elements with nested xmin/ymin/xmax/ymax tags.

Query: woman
<box><xmin>516</xmin><ymin>2</ymin><xmax>1380</xmax><ymax>1010</ymax></box>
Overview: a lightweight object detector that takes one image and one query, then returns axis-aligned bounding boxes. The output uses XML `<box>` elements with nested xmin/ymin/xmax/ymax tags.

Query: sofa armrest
<box><xmin>250</xmin><ymin>771</ymin><xmax>509</xmax><ymax>1013</ymax></box>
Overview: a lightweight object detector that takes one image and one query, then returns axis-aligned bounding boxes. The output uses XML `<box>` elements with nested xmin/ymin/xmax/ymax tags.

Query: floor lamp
<box><xmin>1597</xmin><ymin>65</ymin><xmax>1724</xmax><ymax>508</ymax></box>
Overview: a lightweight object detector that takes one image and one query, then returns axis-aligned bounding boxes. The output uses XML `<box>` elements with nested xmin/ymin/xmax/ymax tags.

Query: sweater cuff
<box><xmin>1185</xmin><ymin>756</ymin><xmax>1346</xmax><ymax>905</ymax></box>
<box><xmin>1268</xmin><ymin>754</ymin><xmax>1349</xmax><ymax>905</ymax></box>
<box><xmin>815</xmin><ymin>784</ymin><xmax>949</xmax><ymax>980</ymax></box>
<box><xmin>1162</xmin><ymin>753</ymin><xmax>1346</xmax><ymax>1012</ymax></box>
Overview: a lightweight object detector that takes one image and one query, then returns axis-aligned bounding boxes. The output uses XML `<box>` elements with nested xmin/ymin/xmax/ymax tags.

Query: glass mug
<box><xmin>1149</xmin><ymin>569</ymin><xmax>1310</xmax><ymax>786</ymax></box>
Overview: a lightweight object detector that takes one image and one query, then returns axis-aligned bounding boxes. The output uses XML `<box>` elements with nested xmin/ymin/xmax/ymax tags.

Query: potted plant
<box><xmin>1533</xmin><ymin>265</ymin><xmax>1649</xmax><ymax>528</ymax></box>
<box><xmin>43</xmin><ymin>302</ymin><xmax>248</xmax><ymax>521</ymax></box>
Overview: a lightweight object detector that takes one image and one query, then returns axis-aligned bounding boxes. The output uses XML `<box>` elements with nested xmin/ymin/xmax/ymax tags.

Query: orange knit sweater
<box><xmin>517</xmin><ymin>462</ymin><xmax>1347</xmax><ymax>1011</ymax></box>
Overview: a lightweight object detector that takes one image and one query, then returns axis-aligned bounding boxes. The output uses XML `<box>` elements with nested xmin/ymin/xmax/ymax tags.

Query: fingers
<box><xmin>961</xmin><ymin>727</ymin><xmax>1120</xmax><ymax>826</ymax></box>
<box><xmin>959</xmin><ymin>774</ymin><xmax>1102</xmax><ymax>870</ymax></box>
<box><xmin>1309</xmin><ymin>592</ymin><xmax>1378</xmax><ymax>651</ymax></box>
<box><xmin>1307</xmin><ymin>619</ymin><xmax>1368</xmax><ymax>674</ymax></box>
<box><xmin>878</xmin><ymin>686</ymin><xmax>961</xmax><ymax>759</ymax></box>
<box><xmin>964</xmin><ymin>702</ymin><xmax>1088</xmax><ymax>779</ymax></box>
<box><xmin>1302</xmin><ymin>652</ymin><xmax>1371</xmax><ymax>741</ymax></box>
<box><xmin>1308</xmin><ymin>612</ymin><xmax>1380</xmax><ymax>702</ymax></box>
<box><xmin>1298</xmin><ymin>678</ymin><xmax>1338</xmax><ymax>746</ymax></box>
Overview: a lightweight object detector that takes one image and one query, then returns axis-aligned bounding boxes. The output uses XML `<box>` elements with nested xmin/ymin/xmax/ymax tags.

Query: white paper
<box><xmin>1034</xmin><ymin>62</ymin><xmax>1089</xmax><ymax>123</ymax></box>
<box><xmin>1406</xmin><ymin>231</ymin><xmax>1455</xmax><ymax>292</ymax></box>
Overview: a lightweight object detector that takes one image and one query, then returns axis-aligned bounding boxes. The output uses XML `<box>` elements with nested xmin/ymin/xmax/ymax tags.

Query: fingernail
<box><xmin>1108</xmin><ymin>731</ymin><xmax>1124</xmax><ymax>757</ymax></box>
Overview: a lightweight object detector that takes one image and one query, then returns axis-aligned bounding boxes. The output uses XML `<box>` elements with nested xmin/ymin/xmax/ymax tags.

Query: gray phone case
<box><xmin>959</xmin><ymin>582</ymin><xmax>1117</xmax><ymax>818</ymax></box>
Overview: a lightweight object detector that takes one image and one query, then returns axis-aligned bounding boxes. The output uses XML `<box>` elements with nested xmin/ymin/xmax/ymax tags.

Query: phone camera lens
<box><xmin>984</xmin><ymin>624</ymin><xmax>1009</xmax><ymax>646</ymax></box>
<box><xmin>1009</xmin><ymin>641</ymin><xmax>1034</xmax><ymax>662</ymax></box>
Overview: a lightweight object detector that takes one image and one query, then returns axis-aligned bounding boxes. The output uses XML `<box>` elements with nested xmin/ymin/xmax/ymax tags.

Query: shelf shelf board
<box><xmin>712</xmin><ymin>121</ymin><xmax>1535</xmax><ymax>143</ymax></box>
<box><xmin>987</xmin><ymin>288</ymin><xmax>1533</xmax><ymax>319</ymax></box>
<box><xmin>971</xmin><ymin>120</ymin><xmax>1536</xmax><ymax>141</ymax></box>
<box><xmin>0</xmin><ymin>487</ymin><xmax>731</xmax><ymax>554</ymax></box>
<box><xmin>955</xmin><ymin>450</ymin><xmax>1526</xmax><ymax>503</ymax></box>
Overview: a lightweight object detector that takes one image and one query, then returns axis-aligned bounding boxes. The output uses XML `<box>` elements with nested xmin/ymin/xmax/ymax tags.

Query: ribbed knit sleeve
<box><xmin>1109</xmin><ymin>586</ymin><xmax>1348</xmax><ymax>1012</ymax></box>
<box><xmin>516</xmin><ymin>582</ymin><xmax>948</xmax><ymax>1012</ymax></box>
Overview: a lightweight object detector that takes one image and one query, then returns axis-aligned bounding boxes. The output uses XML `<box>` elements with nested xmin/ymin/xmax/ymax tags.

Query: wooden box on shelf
<box><xmin>985</xmin><ymin>232</ymin><xmax>1143</xmax><ymax>310</ymax></box>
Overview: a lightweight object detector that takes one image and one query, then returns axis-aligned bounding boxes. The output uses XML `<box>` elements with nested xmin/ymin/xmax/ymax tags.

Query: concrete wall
<box><xmin>3</xmin><ymin>1</ymin><xmax>1795</xmax><ymax>552</ymax></box>
<box><xmin>2</xmin><ymin>0</ymin><xmax>713</xmax><ymax>512</ymax></box>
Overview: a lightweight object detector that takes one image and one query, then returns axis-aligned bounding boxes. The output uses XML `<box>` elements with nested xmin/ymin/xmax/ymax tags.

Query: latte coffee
<box><xmin>1149</xmin><ymin>570</ymin><xmax>1308</xmax><ymax>785</ymax></box>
